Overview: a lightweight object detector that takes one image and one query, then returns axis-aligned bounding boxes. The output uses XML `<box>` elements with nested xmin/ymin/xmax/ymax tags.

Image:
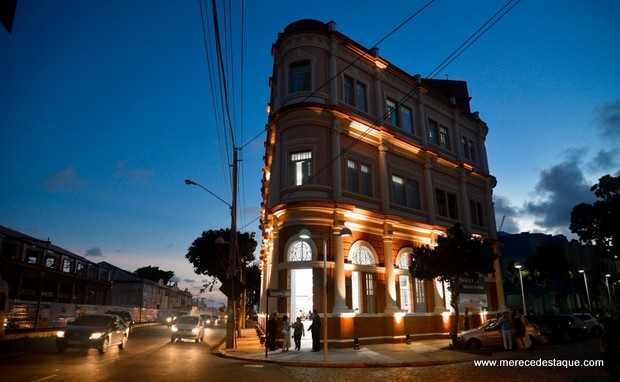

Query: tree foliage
<box><xmin>409</xmin><ymin>223</ymin><xmax>498</xmax><ymax>344</ymax></box>
<box><xmin>570</xmin><ymin>174</ymin><xmax>620</xmax><ymax>258</ymax></box>
<box><xmin>134</xmin><ymin>266</ymin><xmax>175</xmax><ymax>285</ymax></box>
<box><xmin>524</xmin><ymin>240</ymin><xmax>570</xmax><ymax>287</ymax></box>
<box><xmin>185</xmin><ymin>228</ymin><xmax>258</xmax><ymax>293</ymax></box>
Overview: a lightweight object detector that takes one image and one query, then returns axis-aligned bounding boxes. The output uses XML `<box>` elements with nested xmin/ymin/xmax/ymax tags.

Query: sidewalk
<box><xmin>216</xmin><ymin>328</ymin><xmax>484</xmax><ymax>368</ymax></box>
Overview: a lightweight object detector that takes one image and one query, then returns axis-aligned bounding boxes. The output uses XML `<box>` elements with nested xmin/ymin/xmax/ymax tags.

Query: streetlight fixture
<box><xmin>514</xmin><ymin>262</ymin><xmax>526</xmax><ymax>316</ymax></box>
<box><xmin>578</xmin><ymin>269</ymin><xmax>591</xmax><ymax>311</ymax></box>
<box><xmin>298</xmin><ymin>226</ymin><xmax>352</xmax><ymax>362</ymax></box>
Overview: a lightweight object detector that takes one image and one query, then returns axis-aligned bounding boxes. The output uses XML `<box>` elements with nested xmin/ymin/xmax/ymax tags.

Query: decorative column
<box><xmin>383</xmin><ymin>222</ymin><xmax>399</xmax><ymax>313</ymax></box>
<box><xmin>331</xmin><ymin>120</ymin><xmax>342</xmax><ymax>201</ymax></box>
<box><xmin>434</xmin><ymin>279</ymin><xmax>448</xmax><ymax>313</ymax></box>
<box><xmin>378</xmin><ymin>140</ymin><xmax>390</xmax><ymax>211</ymax></box>
<box><xmin>424</xmin><ymin>156</ymin><xmax>436</xmax><ymax>223</ymax></box>
<box><xmin>459</xmin><ymin>170</ymin><xmax>471</xmax><ymax>231</ymax></box>
<box><xmin>332</xmin><ymin>228</ymin><xmax>350</xmax><ymax>314</ymax></box>
<box><xmin>267</xmin><ymin>227</ymin><xmax>280</xmax><ymax>315</ymax></box>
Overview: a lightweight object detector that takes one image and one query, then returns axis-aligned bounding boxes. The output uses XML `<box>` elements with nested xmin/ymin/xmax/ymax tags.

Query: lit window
<box><xmin>399</xmin><ymin>253</ymin><xmax>412</xmax><ymax>313</ymax></box>
<box><xmin>62</xmin><ymin>258</ymin><xmax>72</xmax><ymax>273</ymax></box>
<box><xmin>349</xmin><ymin>246</ymin><xmax>374</xmax><ymax>265</ymax></box>
<box><xmin>289</xmin><ymin>151</ymin><xmax>312</xmax><ymax>186</ymax></box>
<box><xmin>288</xmin><ymin>240</ymin><xmax>313</xmax><ymax>261</ymax></box>
<box><xmin>289</xmin><ymin>62</ymin><xmax>311</xmax><ymax>93</ymax></box>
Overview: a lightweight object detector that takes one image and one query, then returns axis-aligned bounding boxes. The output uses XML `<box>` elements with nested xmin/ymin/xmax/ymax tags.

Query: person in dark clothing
<box><xmin>308</xmin><ymin>309</ymin><xmax>321</xmax><ymax>351</ymax></box>
<box><xmin>266</xmin><ymin>313</ymin><xmax>278</xmax><ymax>351</ymax></box>
<box><xmin>291</xmin><ymin>316</ymin><xmax>305</xmax><ymax>351</ymax></box>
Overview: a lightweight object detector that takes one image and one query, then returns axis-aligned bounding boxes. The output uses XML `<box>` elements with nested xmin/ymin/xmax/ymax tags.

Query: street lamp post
<box><xmin>514</xmin><ymin>262</ymin><xmax>526</xmax><ymax>316</ymax></box>
<box><xmin>578</xmin><ymin>269</ymin><xmax>591</xmax><ymax>311</ymax></box>
<box><xmin>299</xmin><ymin>227</ymin><xmax>352</xmax><ymax>362</ymax></box>
<box><xmin>185</xmin><ymin>161</ymin><xmax>238</xmax><ymax>349</ymax></box>
<box><xmin>604</xmin><ymin>274</ymin><xmax>613</xmax><ymax>316</ymax></box>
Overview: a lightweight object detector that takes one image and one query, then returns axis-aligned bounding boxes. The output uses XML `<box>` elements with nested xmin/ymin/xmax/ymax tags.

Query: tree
<box><xmin>134</xmin><ymin>266</ymin><xmax>174</xmax><ymax>285</ymax></box>
<box><xmin>570</xmin><ymin>174</ymin><xmax>620</xmax><ymax>258</ymax></box>
<box><xmin>185</xmin><ymin>228</ymin><xmax>258</xmax><ymax>331</ymax></box>
<box><xmin>409</xmin><ymin>223</ymin><xmax>498</xmax><ymax>345</ymax></box>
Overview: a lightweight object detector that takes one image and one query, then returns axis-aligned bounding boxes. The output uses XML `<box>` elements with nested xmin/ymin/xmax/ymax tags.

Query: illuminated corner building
<box><xmin>259</xmin><ymin>19</ymin><xmax>506</xmax><ymax>347</ymax></box>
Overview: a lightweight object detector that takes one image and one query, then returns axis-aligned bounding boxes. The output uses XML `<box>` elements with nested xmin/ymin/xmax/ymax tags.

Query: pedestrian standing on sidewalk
<box><xmin>291</xmin><ymin>316</ymin><xmax>305</xmax><ymax>351</ymax></box>
<box><xmin>308</xmin><ymin>309</ymin><xmax>321</xmax><ymax>352</ymax></box>
<box><xmin>281</xmin><ymin>315</ymin><xmax>291</xmax><ymax>352</ymax></box>
<box><xmin>499</xmin><ymin>311</ymin><xmax>513</xmax><ymax>350</ymax></box>
<box><xmin>266</xmin><ymin>313</ymin><xmax>278</xmax><ymax>351</ymax></box>
<box><xmin>513</xmin><ymin>311</ymin><xmax>526</xmax><ymax>351</ymax></box>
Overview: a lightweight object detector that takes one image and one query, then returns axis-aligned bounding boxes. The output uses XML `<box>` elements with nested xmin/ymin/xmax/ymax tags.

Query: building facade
<box><xmin>259</xmin><ymin>19</ymin><xmax>506</xmax><ymax>347</ymax></box>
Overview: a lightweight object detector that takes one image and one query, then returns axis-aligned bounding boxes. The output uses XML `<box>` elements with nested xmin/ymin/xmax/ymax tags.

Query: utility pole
<box><xmin>226</xmin><ymin>148</ymin><xmax>239</xmax><ymax>349</ymax></box>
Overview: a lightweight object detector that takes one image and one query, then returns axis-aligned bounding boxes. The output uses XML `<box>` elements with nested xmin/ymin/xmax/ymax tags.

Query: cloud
<box><xmin>183</xmin><ymin>278</ymin><xmax>196</xmax><ymax>283</ymax></box>
<box><xmin>492</xmin><ymin>195</ymin><xmax>520</xmax><ymax>233</ymax></box>
<box><xmin>85</xmin><ymin>247</ymin><xmax>103</xmax><ymax>257</ymax></box>
<box><xmin>170</xmin><ymin>275</ymin><xmax>181</xmax><ymax>283</ymax></box>
<box><xmin>523</xmin><ymin>159</ymin><xmax>596</xmax><ymax>231</ymax></box>
<box><xmin>43</xmin><ymin>167</ymin><xmax>85</xmax><ymax>190</ymax></box>
<box><xmin>113</xmin><ymin>161</ymin><xmax>155</xmax><ymax>186</ymax></box>
<box><xmin>596</xmin><ymin>100</ymin><xmax>620</xmax><ymax>140</ymax></box>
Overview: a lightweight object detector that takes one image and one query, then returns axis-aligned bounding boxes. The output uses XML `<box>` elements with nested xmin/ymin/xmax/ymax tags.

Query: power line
<box><xmin>279</xmin><ymin>0</ymin><xmax>521</xmax><ymax>204</ymax></box>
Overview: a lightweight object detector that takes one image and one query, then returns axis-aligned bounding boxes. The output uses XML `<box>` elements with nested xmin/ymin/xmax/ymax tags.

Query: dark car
<box><xmin>56</xmin><ymin>314</ymin><xmax>129</xmax><ymax>354</ymax></box>
<box><xmin>105</xmin><ymin>310</ymin><xmax>135</xmax><ymax>334</ymax></box>
<box><xmin>527</xmin><ymin>315</ymin><xmax>586</xmax><ymax>342</ymax></box>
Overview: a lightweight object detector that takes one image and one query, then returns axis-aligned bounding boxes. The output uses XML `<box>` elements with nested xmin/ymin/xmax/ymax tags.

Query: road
<box><xmin>0</xmin><ymin>325</ymin><xmax>614</xmax><ymax>381</ymax></box>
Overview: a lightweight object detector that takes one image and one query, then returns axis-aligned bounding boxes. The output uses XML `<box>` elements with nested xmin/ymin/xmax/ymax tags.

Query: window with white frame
<box><xmin>436</xmin><ymin>188</ymin><xmax>458</xmax><ymax>219</ymax></box>
<box><xmin>461</xmin><ymin>137</ymin><xmax>477</xmax><ymax>162</ymax></box>
<box><xmin>289</xmin><ymin>150</ymin><xmax>312</xmax><ymax>186</ymax></box>
<box><xmin>289</xmin><ymin>61</ymin><xmax>311</xmax><ymax>93</ymax></box>
<box><xmin>288</xmin><ymin>240</ymin><xmax>313</xmax><ymax>261</ymax></box>
<box><xmin>347</xmin><ymin>159</ymin><xmax>372</xmax><ymax>196</ymax></box>
<box><xmin>392</xmin><ymin>175</ymin><xmax>421</xmax><ymax>210</ymax></box>
<box><xmin>469</xmin><ymin>200</ymin><xmax>486</xmax><ymax>227</ymax></box>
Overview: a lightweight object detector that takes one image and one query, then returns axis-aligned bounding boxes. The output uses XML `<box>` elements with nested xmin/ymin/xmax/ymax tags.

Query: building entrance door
<box><xmin>290</xmin><ymin>268</ymin><xmax>313</xmax><ymax>320</ymax></box>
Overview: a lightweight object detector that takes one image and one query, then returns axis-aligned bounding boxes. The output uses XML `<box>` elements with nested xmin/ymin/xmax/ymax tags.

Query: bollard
<box><xmin>354</xmin><ymin>337</ymin><xmax>360</xmax><ymax>350</ymax></box>
<box><xmin>406</xmin><ymin>334</ymin><xmax>411</xmax><ymax>345</ymax></box>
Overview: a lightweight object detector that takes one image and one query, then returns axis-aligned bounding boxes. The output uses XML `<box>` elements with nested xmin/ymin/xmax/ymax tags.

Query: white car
<box><xmin>457</xmin><ymin>317</ymin><xmax>549</xmax><ymax>350</ymax></box>
<box><xmin>572</xmin><ymin>313</ymin><xmax>604</xmax><ymax>336</ymax></box>
<box><xmin>170</xmin><ymin>315</ymin><xmax>205</xmax><ymax>343</ymax></box>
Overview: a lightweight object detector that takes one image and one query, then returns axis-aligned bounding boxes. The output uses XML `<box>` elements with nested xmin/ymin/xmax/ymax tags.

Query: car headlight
<box><xmin>166</xmin><ymin>317</ymin><xmax>172</xmax><ymax>323</ymax></box>
<box><xmin>191</xmin><ymin>328</ymin><xmax>199</xmax><ymax>335</ymax></box>
<box><xmin>89</xmin><ymin>332</ymin><xmax>104</xmax><ymax>340</ymax></box>
<box><xmin>56</xmin><ymin>330</ymin><xmax>65</xmax><ymax>338</ymax></box>
<box><xmin>170</xmin><ymin>326</ymin><xmax>178</xmax><ymax>332</ymax></box>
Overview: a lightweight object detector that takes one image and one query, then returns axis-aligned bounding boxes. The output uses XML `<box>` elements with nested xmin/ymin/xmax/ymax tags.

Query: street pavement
<box><xmin>217</xmin><ymin>327</ymin><xmax>486</xmax><ymax>368</ymax></box>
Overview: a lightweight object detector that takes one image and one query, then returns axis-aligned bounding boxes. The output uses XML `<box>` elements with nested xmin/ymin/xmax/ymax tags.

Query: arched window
<box><xmin>287</xmin><ymin>240</ymin><xmax>312</xmax><ymax>262</ymax></box>
<box><xmin>349</xmin><ymin>246</ymin><xmax>375</xmax><ymax>265</ymax></box>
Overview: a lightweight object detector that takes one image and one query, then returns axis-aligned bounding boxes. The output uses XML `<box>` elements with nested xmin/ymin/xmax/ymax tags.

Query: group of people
<box><xmin>265</xmin><ymin>309</ymin><xmax>322</xmax><ymax>352</ymax></box>
<box><xmin>498</xmin><ymin>310</ymin><xmax>531</xmax><ymax>351</ymax></box>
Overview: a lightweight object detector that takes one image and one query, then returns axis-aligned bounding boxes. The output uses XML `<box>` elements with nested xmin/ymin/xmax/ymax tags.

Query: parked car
<box><xmin>56</xmin><ymin>314</ymin><xmax>129</xmax><ymax>354</ymax></box>
<box><xmin>457</xmin><ymin>316</ymin><xmax>549</xmax><ymax>350</ymax></box>
<box><xmin>105</xmin><ymin>310</ymin><xmax>135</xmax><ymax>334</ymax></box>
<box><xmin>572</xmin><ymin>313</ymin><xmax>604</xmax><ymax>336</ymax></box>
<box><xmin>527</xmin><ymin>315</ymin><xmax>587</xmax><ymax>342</ymax></box>
<box><xmin>170</xmin><ymin>315</ymin><xmax>205</xmax><ymax>343</ymax></box>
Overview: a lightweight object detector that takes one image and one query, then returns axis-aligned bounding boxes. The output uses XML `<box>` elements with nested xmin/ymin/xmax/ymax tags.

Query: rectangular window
<box><xmin>428</xmin><ymin>119</ymin><xmax>439</xmax><ymax>145</ymax></box>
<box><xmin>62</xmin><ymin>258</ymin><xmax>72</xmax><ymax>273</ymax></box>
<box><xmin>365</xmin><ymin>273</ymin><xmax>375</xmax><ymax>314</ymax></box>
<box><xmin>344</xmin><ymin>76</ymin><xmax>368</xmax><ymax>112</ymax></box>
<box><xmin>289</xmin><ymin>151</ymin><xmax>312</xmax><ymax>186</ymax></box>
<box><xmin>347</xmin><ymin>159</ymin><xmax>372</xmax><ymax>197</ymax></box>
<box><xmin>352</xmin><ymin>271</ymin><xmax>361</xmax><ymax>313</ymax></box>
<box><xmin>386</xmin><ymin>99</ymin><xmax>398</xmax><ymax>126</ymax></box>
<box><xmin>45</xmin><ymin>255</ymin><xmax>56</xmax><ymax>268</ymax></box>
<box><xmin>470</xmin><ymin>200</ymin><xmax>485</xmax><ymax>227</ymax></box>
<box><xmin>401</xmin><ymin>105</ymin><xmax>413</xmax><ymax>133</ymax></box>
<box><xmin>436</xmin><ymin>189</ymin><xmax>458</xmax><ymax>219</ymax></box>
<box><xmin>415</xmin><ymin>278</ymin><xmax>427</xmax><ymax>312</ymax></box>
<box><xmin>392</xmin><ymin>175</ymin><xmax>421</xmax><ymax>209</ymax></box>
<box><xmin>439</xmin><ymin>126</ymin><xmax>451</xmax><ymax>150</ymax></box>
<box><xmin>399</xmin><ymin>275</ymin><xmax>412</xmax><ymax>313</ymax></box>
<box><xmin>461</xmin><ymin>137</ymin><xmax>477</xmax><ymax>162</ymax></box>
<box><xmin>289</xmin><ymin>62</ymin><xmax>311</xmax><ymax>93</ymax></box>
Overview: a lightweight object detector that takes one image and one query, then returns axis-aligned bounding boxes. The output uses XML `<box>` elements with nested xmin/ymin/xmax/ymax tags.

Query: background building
<box><xmin>258</xmin><ymin>19</ymin><xmax>505</xmax><ymax>347</ymax></box>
